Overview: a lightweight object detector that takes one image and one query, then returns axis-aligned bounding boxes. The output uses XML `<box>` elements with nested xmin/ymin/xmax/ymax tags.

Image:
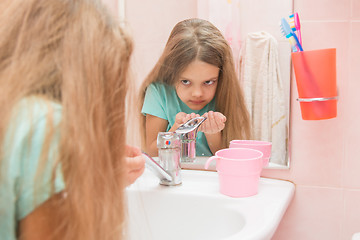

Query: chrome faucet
<box><xmin>142</xmin><ymin>132</ymin><xmax>181</xmax><ymax>186</ymax></box>
<box><xmin>143</xmin><ymin>116</ymin><xmax>206</xmax><ymax>186</ymax></box>
<box><xmin>175</xmin><ymin>116</ymin><xmax>206</xmax><ymax>163</ymax></box>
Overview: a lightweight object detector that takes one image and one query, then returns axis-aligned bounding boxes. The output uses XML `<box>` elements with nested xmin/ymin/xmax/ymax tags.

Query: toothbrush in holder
<box><xmin>280</xmin><ymin>17</ymin><xmax>303</xmax><ymax>52</ymax></box>
<box><xmin>289</xmin><ymin>12</ymin><xmax>302</xmax><ymax>45</ymax></box>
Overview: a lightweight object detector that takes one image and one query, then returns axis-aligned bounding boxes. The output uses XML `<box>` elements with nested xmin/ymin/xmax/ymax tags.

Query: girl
<box><xmin>0</xmin><ymin>0</ymin><xmax>144</xmax><ymax>239</ymax></box>
<box><xmin>139</xmin><ymin>18</ymin><xmax>251</xmax><ymax>157</ymax></box>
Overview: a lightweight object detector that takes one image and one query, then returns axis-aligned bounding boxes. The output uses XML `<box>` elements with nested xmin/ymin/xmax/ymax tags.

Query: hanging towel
<box><xmin>239</xmin><ymin>31</ymin><xmax>288</xmax><ymax>165</ymax></box>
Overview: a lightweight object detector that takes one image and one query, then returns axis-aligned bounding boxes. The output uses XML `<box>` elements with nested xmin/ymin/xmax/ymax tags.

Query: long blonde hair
<box><xmin>139</xmin><ymin>18</ymin><xmax>251</xmax><ymax>149</ymax></box>
<box><xmin>0</xmin><ymin>0</ymin><xmax>132</xmax><ymax>239</ymax></box>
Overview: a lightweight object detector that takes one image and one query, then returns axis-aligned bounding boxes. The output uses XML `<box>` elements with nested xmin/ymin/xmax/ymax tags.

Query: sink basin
<box><xmin>125</xmin><ymin>169</ymin><xmax>294</xmax><ymax>240</ymax></box>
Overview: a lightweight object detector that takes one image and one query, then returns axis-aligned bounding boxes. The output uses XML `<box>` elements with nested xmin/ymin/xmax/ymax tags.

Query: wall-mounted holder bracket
<box><xmin>296</xmin><ymin>96</ymin><xmax>338</xmax><ymax>102</ymax></box>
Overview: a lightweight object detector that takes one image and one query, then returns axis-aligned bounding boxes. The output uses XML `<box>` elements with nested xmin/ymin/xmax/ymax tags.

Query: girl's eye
<box><xmin>204</xmin><ymin>80</ymin><xmax>216</xmax><ymax>85</ymax></box>
<box><xmin>181</xmin><ymin>80</ymin><xmax>191</xmax><ymax>85</ymax></box>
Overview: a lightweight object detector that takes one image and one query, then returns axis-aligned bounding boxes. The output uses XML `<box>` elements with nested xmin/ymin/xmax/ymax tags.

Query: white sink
<box><xmin>125</xmin><ymin>169</ymin><xmax>294</xmax><ymax>240</ymax></box>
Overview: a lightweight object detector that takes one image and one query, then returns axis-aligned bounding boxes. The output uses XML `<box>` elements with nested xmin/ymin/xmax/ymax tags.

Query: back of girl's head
<box><xmin>0</xmin><ymin>0</ymin><xmax>132</xmax><ymax>101</ymax></box>
<box><xmin>0</xmin><ymin>0</ymin><xmax>133</xmax><ymax>239</ymax></box>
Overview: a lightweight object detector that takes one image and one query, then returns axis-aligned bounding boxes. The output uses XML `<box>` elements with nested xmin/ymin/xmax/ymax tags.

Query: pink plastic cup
<box><xmin>205</xmin><ymin>148</ymin><xmax>263</xmax><ymax>198</ymax></box>
<box><xmin>229</xmin><ymin>140</ymin><xmax>272</xmax><ymax>167</ymax></box>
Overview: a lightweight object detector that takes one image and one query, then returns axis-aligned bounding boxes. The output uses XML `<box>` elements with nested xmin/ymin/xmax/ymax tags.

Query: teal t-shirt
<box><xmin>141</xmin><ymin>82</ymin><xmax>216</xmax><ymax>156</ymax></box>
<box><xmin>0</xmin><ymin>97</ymin><xmax>65</xmax><ymax>240</ymax></box>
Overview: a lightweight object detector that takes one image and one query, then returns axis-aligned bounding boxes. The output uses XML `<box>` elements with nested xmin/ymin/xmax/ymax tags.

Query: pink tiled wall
<box><xmin>102</xmin><ymin>0</ymin><xmax>360</xmax><ymax>239</ymax></box>
<box><xmin>262</xmin><ymin>0</ymin><xmax>360</xmax><ymax>239</ymax></box>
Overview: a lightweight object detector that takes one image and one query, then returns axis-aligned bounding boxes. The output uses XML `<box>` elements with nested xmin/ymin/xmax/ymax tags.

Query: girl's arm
<box><xmin>204</xmin><ymin>131</ymin><xmax>223</xmax><ymax>154</ymax></box>
<box><xmin>200</xmin><ymin>111</ymin><xmax>227</xmax><ymax>154</ymax></box>
<box><xmin>19</xmin><ymin>193</ymin><xmax>64</xmax><ymax>240</ymax></box>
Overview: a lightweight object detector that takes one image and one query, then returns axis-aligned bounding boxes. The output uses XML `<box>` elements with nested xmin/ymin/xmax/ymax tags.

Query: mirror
<box><xmin>124</xmin><ymin>0</ymin><xmax>293</xmax><ymax>168</ymax></box>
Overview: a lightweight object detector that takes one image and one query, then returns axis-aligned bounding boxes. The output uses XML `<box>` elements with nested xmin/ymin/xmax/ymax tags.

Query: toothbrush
<box><xmin>282</xmin><ymin>17</ymin><xmax>303</xmax><ymax>51</ymax></box>
<box><xmin>288</xmin><ymin>35</ymin><xmax>298</xmax><ymax>53</ymax></box>
<box><xmin>288</xmin><ymin>14</ymin><xmax>297</xmax><ymax>32</ymax></box>
<box><xmin>280</xmin><ymin>18</ymin><xmax>298</xmax><ymax>52</ymax></box>
<box><xmin>294</xmin><ymin>13</ymin><xmax>302</xmax><ymax>45</ymax></box>
<box><xmin>289</xmin><ymin>13</ymin><xmax>302</xmax><ymax>45</ymax></box>
<box><xmin>280</xmin><ymin>18</ymin><xmax>303</xmax><ymax>52</ymax></box>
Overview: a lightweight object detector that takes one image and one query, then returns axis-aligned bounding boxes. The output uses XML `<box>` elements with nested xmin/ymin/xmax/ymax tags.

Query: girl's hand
<box><xmin>124</xmin><ymin>145</ymin><xmax>146</xmax><ymax>186</ymax></box>
<box><xmin>199</xmin><ymin>111</ymin><xmax>226</xmax><ymax>134</ymax></box>
<box><xmin>174</xmin><ymin>112</ymin><xmax>201</xmax><ymax>128</ymax></box>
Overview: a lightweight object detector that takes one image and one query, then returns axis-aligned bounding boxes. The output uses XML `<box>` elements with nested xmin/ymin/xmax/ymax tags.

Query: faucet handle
<box><xmin>175</xmin><ymin>116</ymin><xmax>207</xmax><ymax>135</ymax></box>
<box><xmin>157</xmin><ymin>132</ymin><xmax>180</xmax><ymax>149</ymax></box>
